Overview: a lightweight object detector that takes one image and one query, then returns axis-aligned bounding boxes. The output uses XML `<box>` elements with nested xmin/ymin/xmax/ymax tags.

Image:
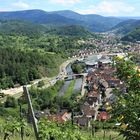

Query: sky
<box><xmin>0</xmin><ymin>0</ymin><xmax>140</xmax><ymax>17</ymax></box>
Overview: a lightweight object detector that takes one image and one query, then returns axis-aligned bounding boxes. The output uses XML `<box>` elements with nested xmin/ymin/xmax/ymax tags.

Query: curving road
<box><xmin>1</xmin><ymin>58</ymin><xmax>77</xmax><ymax>97</ymax></box>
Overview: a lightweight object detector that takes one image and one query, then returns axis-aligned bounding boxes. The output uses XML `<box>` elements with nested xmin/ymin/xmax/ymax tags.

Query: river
<box><xmin>59</xmin><ymin>63</ymin><xmax>83</xmax><ymax>96</ymax></box>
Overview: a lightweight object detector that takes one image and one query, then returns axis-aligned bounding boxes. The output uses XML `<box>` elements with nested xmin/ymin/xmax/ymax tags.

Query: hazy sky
<box><xmin>0</xmin><ymin>0</ymin><xmax>140</xmax><ymax>16</ymax></box>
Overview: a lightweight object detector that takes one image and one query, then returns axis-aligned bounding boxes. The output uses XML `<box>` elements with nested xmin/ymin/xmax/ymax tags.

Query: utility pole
<box><xmin>23</xmin><ymin>86</ymin><xmax>39</xmax><ymax>140</ymax></box>
<box><xmin>18</xmin><ymin>99</ymin><xmax>24</xmax><ymax>140</ymax></box>
<box><xmin>71</xmin><ymin>109</ymin><xmax>74</xmax><ymax>125</ymax></box>
<box><xmin>91</xmin><ymin>123</ymin><xmax>95</xmax><ymax>137</ymax></box>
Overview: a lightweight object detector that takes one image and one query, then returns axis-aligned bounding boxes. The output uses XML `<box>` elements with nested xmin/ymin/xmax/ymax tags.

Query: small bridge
<box><xmin>64</xmin><ymin>73</ymin><xmax>87</xmax><ymax>81</ymax></box>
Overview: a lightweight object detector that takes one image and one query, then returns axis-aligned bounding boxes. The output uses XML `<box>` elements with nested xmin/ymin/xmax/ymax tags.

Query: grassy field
<box><xmin>64</xmin><ymin>80</ymin><xmax>76</xmax><ymax>99</ymax></box>
<box><xmin>0</xmin><ymin>117</ymin><xmax>124</xmax><ymax>140</ymax></box>
<box><xmin>76</xmin><ymin>129</ymin><xmax>124</xmax><ymax>140</ymax></box>
<box><xmin>0</xmin><ymin>130</ymin><xmax>124</xmax><ymax>140</ymax></box>
<box><xmin>0</xmin><ymin>117</ymin><xmax>36</xmax><ymax>140</ymax></box>
<box><xmin>91</xmin><ymin>130</ymin><xmax>124</xmax><ymax>140</ymax></box>
<box><xmin>0</xmin><ymin>134</ymin><xmax>36</xmax><ymax>140</ymax></box>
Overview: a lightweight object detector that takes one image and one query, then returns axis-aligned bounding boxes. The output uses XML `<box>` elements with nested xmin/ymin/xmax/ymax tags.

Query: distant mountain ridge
<box><xmin>0</xmin><ymin>10</ymin><xmax>81</xmax><ymax>25</ymax></box>
<box><xmin>108</xmin><ymin>18</ymin><xmax>140</xmax><ymax>42</ymax></box>
<box><xmin>111</xmin><ymin>19</ymin><xmax>140</xmax><ymax>35</ymax></box>
<box><xmin>0</xmin><ymin>9</ymin><xmax>125</xmax><ymax>32</ymax></box>
<box><xmin>0</xmin><ymin>20</ymin><xmax>94</xmax><ymax>37</ymax></box>
<box><xmin>53</xmin><ymin>10</ymin><xmax>124</xmax><ymax>32</ymax></box>
<box><xmin>121</xmin><ymin>25</ymin><xmax>140</xmax><ymax>42</ymax></box>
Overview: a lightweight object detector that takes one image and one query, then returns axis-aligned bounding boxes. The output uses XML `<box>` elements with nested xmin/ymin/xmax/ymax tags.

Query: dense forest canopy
<box><xmin>0</xmin><ymin>20</ymin><xmax>97</xmax><ymax>89</ymax></box>
<box><xmin>111</xmin><ymin>19</ymin><xmax>140</xmax><ymax>35</ymax></box>
<box><xmin>0</xmin><ymin>20</ymin><xmax>95</xmax><ymax>37</ymax></box>
<box><xmin>0</xmin><ymin>47</ymin><xmax>64</xmax><ymax>89</ymax></box>
<box><xmin>122</xmin><ymin>25</ymin><xmax>140</xmax><ymax>41</ymax></box>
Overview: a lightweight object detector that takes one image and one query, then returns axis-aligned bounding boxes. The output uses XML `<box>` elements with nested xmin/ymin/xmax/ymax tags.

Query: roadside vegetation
<box><xmin>0</xmin><ymin>116</ymin><xmax>124</xmax><ymax>140</ymax></box>
<box><xmin>112</xmin><ymin>56</ymin><xmax>140</xmax><ymax>140</ymax></box>
<box><xmin>63</xmin><ymin>80</ymin><xmax>76</xmax><ymax>99</ymax></box>
<box><xmin>71</xmin><ymin>62</ymin><xmax>86</xmax><ymax>74</ymax></box>
<box><xmin>0</xmin><ymin>31</ymin><xmax>96</xmax><ymax>89</ymax></box>
<box><xmin>0</xmin><ymin>18</ymin><xmax>139</xmax><ymax>140</ymax></box>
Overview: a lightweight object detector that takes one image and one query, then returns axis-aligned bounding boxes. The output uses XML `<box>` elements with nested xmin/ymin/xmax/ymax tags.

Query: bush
<box><xmin>4</xmin><ymin>96</ymin><xmax>17</xmax><ymax>108</ymax></box>
<box><xmin>37</xmin><ymin>80</ymin><xmax>45</xmax><ymax>87</ymax></box>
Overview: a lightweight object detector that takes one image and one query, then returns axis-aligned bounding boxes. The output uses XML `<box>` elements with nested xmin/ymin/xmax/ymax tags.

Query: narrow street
<box><xmin>81</xmin><ymin>73</ymin><xmax>87</xmax><ymax>96</ymax></box>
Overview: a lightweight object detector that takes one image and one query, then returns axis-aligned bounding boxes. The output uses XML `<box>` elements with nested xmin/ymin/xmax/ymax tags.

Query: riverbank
<box><xmin>1</xmin><ymin>58</ymin><xmax>77</xmax><ymax>97</ymax></box>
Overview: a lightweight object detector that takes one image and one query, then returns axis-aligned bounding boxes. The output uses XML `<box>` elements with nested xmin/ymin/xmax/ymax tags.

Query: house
<box><xmin>47</xmin><ymin>111</ymin><xmax>71</xmax><ymax>123</ymax></box>
<box><xmin>87</xmin><ymin>96</ymin><xmax>98</xmax><ymax>106</ymax></box>
<box><xmin>35</xmin><ymin>110</ymin><xmax>50</xmax><ymax>119</ymax></box>
<box><xmin>81</xmin><ymin>104</ymin><xmax>95</xmax><ymax>118</ymax></box>
<box><xmin>74</xmin><ymin>116</ymin><xmax>91</xmax><ymax>127</ymax></box>
<box><xmin>93</xmin><ymin>83</ymin><xmax>98</xmax><ymax>91</ymax></box>
<box><xmin>99</xmin><ymin>79</ymin><xmax>109</xmax><ymax>90</ymax></box>
<box><xmin>86</xmin><ymin>75</ymin><xmax>92</xmax><ymax>83</ymax></box>
<box><xmin>97</xmin><ymin>111</ymin><xmax>109</xmax><ymax>121</ymax></box>
<box><xmin>87</xmin><ymin>91</ymin><xmax>99</xmax><ymax>106</ymax></box>
<box><xmin>107</xmin><ymin>79</ymin><xmax>121</xmax><ymax>88</ymax></box>
<box><xmin>48</xmin><ymin>115</ymin><xmax>64</xmax><ymax>123</ymax></box>
<box><xmin>108</xmin><ymin>94</ymin><xmax>116</xmax><ymax>104</ymax></box>
<box><xmin>35</xmin><ymin>111</ymin><xmax>44</xmax><ymax>119</ymax></box>
<box><xmin>87</xmin><ymin>82</ymin><xmax>94</xmax><ymax>91</ymax></box>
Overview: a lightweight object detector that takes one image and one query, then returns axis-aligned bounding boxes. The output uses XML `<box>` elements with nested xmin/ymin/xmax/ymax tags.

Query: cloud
<box><xmin>0</xmin><ymin>8</ymin><xmax>9</xmax><ymax>12</ymax></box>
<box><xmin>77</xmin><ymin>0</ymin><xmax>135</xmax><ymax>16</ymax></box>
<box><xmin>49</xmin><ymin>0</ymin><xmax>81</xmax><ymax>5</ymax></box>
<box><xmin>12</xmin><ymin>1</ymin><xmax>30</xmax><ymax>9</ymax></box>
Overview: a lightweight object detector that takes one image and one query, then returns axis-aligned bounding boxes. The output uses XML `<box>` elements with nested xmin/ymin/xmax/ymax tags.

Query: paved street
<box><xmin>1</xmin><ymin>58</ymin><xmax>77</xmax><ymax>96</ymax></box>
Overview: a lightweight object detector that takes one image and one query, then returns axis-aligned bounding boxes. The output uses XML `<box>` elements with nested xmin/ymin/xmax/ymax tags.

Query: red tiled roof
<box><xmin>48</xmin><ymin>115</ymin><xmax>64</xmax><ymax>123</ymax></box>
<box><xmin>93</xmin><ymin>91</ymin><xmax>98</xmax><ymax>97</ymax></box>
<box><xmin>88</xmin><ymin>91</ymin><xmax>98</xmax><ymax>97</ymax></box>
<box><xmin>47</xmin><ymin>112</ymin><xmax>69</xmax><ymax>123</ymax></box>
<box><xmin>98</xmin><ymin>111</ymin><xmax>109</xmax><ymax>121</ymax></box>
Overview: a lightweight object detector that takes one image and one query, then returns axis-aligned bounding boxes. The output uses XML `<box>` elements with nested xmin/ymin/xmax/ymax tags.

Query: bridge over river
<box><xmin>64</xmin><ymin>73</ymin><xmax>86</xmax><ymax>81</ymax></box>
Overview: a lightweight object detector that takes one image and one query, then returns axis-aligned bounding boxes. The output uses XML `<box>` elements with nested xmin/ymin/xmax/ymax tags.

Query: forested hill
<box><xmin>121</xmin><ymin>25</ymin><xmax>140</xmax><ymax>42</ymax></box>
<box><xmin>0</xmin><ymin>47</ymin><xmax>63</xmax><ymax>89</ymax></box>
<box><xmin>0</xmin><ymin>20</ymin><xmax>45</xmax><ymax>36</ymax></box>
<box><xmin>53</xmin><ymin>10</ymin><xmax>123</xmax><ymax>32</ymax></box>
<box><xmin>0</xmin><ymin>9</ymin><xmax>124</xmax><ymax>32</ymax></box>
<box><xmin>45</xmin><ymin>25</ymin><xmax>94</xmax><ymax>37</ymax></box>
<box><xmin>0</xmin><ymin>20</ymin><xmax>94</xmax><ymax>37</ymax></box>
<box><xmin>0</xmin><ymin>10</ymin><xmax>80</xmax><ymax>25</ymax></box>
<box><xmin>0</xmin><ymin>19</ymin><xmax>98</xmax><ymax>89</ymax></box>
<box><xmin>111</xmin><ymin>19</ymin><xmax>140</xmax><ymax>35</ymax></box>
<box><xmin>108</xmin><ymin>19</ymin><xmax>140</xmax><ymax>42</ymax></box>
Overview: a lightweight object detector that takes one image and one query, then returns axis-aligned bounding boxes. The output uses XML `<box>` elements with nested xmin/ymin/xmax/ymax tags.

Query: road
<box><xmin>81</xmin><ymin>73</ymin><xmax>87</xmax><ymax>96</ymax></box>
<box><xmin>1</xmin><ymin>58</ymin><xmax>77</xmax><ymax>96</ymax></box>
<box><xmin>2</xmin><ymin>53</ymin><xmax>117</xmax><ymax>97</ymax></box>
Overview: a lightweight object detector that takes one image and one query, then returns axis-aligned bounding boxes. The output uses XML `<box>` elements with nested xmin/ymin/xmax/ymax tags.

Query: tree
<box><xmin>112</xmin><ymin>57</ymin><xmax>140</xmax><ymax>140</ymax></box>
<box><xmin>37</xmin><ymin>80</ymin><xmax>45</xmax><ymax>87</ymax></box>
<box><xmin>3</xmin><ymin>117</ymin><xmax>31</xmax><ymax>140</ymax></box>
<box><xmin>71</xmin><ymin>62</ymin><xmax>86</xmax><ymax>74</ymax></box>
<box><xmin>4</xmin><ymin>96</ymin><xmax>17</xmax><ymax>108</ymax></box>
<box><xmin>38</xmin><ymin>118</ymin><xmax>92</xmax><ymax>140</ymax></box>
